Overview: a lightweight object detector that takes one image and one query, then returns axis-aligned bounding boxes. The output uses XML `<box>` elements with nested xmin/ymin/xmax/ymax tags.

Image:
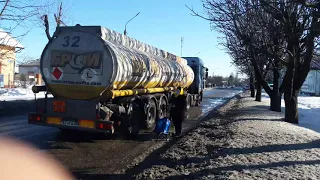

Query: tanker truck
<box><xmin>28</xmin><ymin>25</ymin><xmax>208</xmax><ymax>137</ymax></box>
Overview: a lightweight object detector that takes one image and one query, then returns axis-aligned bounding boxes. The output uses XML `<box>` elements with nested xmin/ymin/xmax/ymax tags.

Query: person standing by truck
<box><xmin>170</xmin><ymin>87</ymin><xmax>187</xmax><ymax>137</ymax></box>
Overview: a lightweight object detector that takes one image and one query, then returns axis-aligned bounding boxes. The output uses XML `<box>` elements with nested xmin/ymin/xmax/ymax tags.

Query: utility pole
<box><xmin>124</xmin><ymin>12</ymin><xmax>140</xmax><ymax>36</ymax></box>
<box><xmin>181</xmin><ymin>37</ymin><xmax>184</xmax><ymax>57</ymax></box>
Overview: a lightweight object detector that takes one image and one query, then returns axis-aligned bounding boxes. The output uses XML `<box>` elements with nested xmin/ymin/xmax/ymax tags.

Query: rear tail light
<box><xmin>29</xmin><ymin>114</ymin><xmax>42</xmax><ymax>122</ymax></box>
<box><xmin>97</xmin><ymin>123</ymin><xmax>113</xmax><ymax>130</ymax></box>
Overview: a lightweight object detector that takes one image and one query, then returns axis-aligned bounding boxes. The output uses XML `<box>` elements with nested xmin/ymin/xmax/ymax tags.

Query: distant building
<box><xmin>18</xmin><ymin>59</ymin><xmax>43</xmax><ymax>85</ymax></box>
<box><xmin>0</xmin><ymin>29</ymin><xmax>24</xmax><ymax>88</ymax></box>
<box><xmin>301</xmin><ymin>58</ymin><xmax>320</xmax><ymax>96</ymax></box>
<box><xmin>18</xmin><ymin>59</ymin><xmax>40</xmax><ymax>79</ymax></box>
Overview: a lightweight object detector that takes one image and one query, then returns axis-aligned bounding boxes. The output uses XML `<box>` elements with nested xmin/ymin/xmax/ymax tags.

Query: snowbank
<box><xmin>294</xmin><ymin>96</ymin><xmax>320</xmax><ymax>133</ymax></box>
<box><xmin>262</xmin><ymin>92</ymin><xmax>320</xmax><ymax>134</ymax></box>
<box><xmin>0</xmin><ymin>89</ymin><xmax>7</xmax><ymax>95</ymax></box>
<box><xmin>0</xmin><ymin>86</ymin><xmax>47</xmax><ymax>101</ymax></box>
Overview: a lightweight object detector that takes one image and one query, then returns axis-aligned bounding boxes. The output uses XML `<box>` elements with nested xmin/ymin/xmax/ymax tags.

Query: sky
<box><xmin>14</xmin><ymin>0</ymin><xmax>236</xmax><ymax>77</ymax></box>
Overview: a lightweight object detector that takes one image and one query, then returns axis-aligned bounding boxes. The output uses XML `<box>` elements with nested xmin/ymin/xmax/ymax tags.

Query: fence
<box><xmin>0</xmin><ymin>74</ymin><xmax>15</xmax><ymax>88</ymax></box>
<box><xmin>0</xmin><ymin>74</ymin><xmax>42</xmax><ymax>88</ymax></box>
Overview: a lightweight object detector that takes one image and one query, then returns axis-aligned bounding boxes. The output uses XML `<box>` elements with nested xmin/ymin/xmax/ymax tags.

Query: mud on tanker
<box><xmin>29</xmin><ymin>25</ymin><xmax>208</xmax><ymax>137</ymax></box>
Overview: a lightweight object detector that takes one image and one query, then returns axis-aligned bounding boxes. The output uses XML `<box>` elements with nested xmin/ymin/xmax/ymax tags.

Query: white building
<box><xmin>301</xmin><ymin>59</ymin><xmax>320</xmax><ymax>96</ymax></box>
<box><xmin>0</xmin><ymin>29</ymin><xmax>24</xmax><ymax>88</ymax></box>
<box><xmin>18</xmin><ymin>59</ymin><xmax>43</xmax><ymax>85</ymax></box>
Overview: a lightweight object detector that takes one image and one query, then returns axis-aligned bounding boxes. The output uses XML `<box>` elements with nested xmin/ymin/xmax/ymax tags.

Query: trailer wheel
<box><xmin>123</xmin><ymin>103</ymin><xmax>142</xmax><ymax>139</ymax></box>
<box><xmin>158</xmin><ymin>97</ymin><xmax>168</xmax><ymax>119</ymax></box>
<box><xmin>195</xmin><ymin>95</ymin><xmax>201</xmax><ymax>106</ymax></box>
<box><xmin>145</xmin><ymin>100</ymin><xmax>157</xmax><ymax>130</ymax></box>
<box><xmin>186</xmin><ymin>95</ymin><xmax>191</xmax><ymax>111</ymax></box>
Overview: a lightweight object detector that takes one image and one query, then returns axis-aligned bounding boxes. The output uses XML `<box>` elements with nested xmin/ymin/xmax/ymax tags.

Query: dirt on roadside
<box><xmin>124</xmin><ymin>93</ymin><xmax>320</xmax><ymax>180</ymax></box>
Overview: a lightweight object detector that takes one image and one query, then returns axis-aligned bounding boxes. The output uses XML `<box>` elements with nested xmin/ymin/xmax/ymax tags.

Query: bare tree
<box><xmin>0</xmin><ymin>0</ymin><xmax>45</xmax><ymax>87</ymax></box>
<box><xmin>187</xmin><ymin>0</ymin><xmax>320</xmax><ymax>123</ymax></box>
<box><xmin>224</xmin><ymin>33</ymin><xmax>257</xmax><ymax>97</ymax></box>
<box><xmin>41</xmin><ymin>2</ymin><xmax>66</xmax><ymax>40</ymax></box>
<box><xmin>261</xmin><ymin>0</ymin><xmax>320</xmax><ymax>123</ymax></box>
<box><xmin>38</xmin><ymin>0</ymin><xmax>74</xmax><ymax>41</ymax></box>
<box><xmin>186</xmin><ymin>0</ymin><xmax>282</xmax><ymax>105</ymax></box>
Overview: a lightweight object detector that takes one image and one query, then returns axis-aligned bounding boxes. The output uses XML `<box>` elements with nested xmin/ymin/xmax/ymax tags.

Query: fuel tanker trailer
<box><xmin>28</xmin><ymin>25</ymin><xmax>209</xmax><ymax>137</ymax></box>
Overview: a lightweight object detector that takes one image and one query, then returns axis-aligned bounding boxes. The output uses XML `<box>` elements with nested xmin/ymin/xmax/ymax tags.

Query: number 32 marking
<box><xmin>62</xmin><ymin>36</ymin><xmax>80</xmax><ymax>47</ymax></box>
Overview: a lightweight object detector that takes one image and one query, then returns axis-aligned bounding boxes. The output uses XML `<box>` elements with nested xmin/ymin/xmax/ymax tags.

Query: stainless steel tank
<box><xmin>40</xmin><ymin>26</ymin><xmax>194</xmax><ymax>100</ymax></box>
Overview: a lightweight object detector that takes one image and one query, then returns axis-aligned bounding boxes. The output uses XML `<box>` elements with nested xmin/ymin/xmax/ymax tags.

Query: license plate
<box><xmin>61</xmin><ymin>120</ymin><xmax>78</xmax><ymax>126</ymax></box>
<box><xmin>53</xmin><ymin>100</ymin><xmax>66</xmax><ymax>113</ymax></box>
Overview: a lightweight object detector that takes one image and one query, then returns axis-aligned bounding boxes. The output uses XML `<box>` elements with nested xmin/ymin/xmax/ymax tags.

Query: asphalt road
<box><xmin>0</xmin><ymin>88</ymin><xmax>242</xmax><ymax>176</ymax></box>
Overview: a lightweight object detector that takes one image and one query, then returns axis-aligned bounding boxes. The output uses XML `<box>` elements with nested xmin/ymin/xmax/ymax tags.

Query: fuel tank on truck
<box><xmin>40</xmin><ymin>25</ymin><xmax>194</xmax><ymax>100</ymax></box>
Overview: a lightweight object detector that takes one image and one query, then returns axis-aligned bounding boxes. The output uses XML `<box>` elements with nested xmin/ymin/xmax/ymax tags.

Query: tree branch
<box><xmin>185</xmin><ymin>4</ymin><xmax>213</xmax><ymax>21</ymax></box>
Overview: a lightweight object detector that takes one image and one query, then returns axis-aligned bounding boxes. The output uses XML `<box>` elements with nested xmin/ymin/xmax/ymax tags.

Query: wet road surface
<box><xmin>0</xmin><ymin>88</ymin><xmax>242</xmax><ymax>175</ymax></box>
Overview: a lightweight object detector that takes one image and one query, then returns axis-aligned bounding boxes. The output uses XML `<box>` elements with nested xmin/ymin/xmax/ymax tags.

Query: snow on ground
<box><xmin>296</xmin><ymin>96</ymin><xmax>320</xmax><ymax>133</ymax></box>
<box><xmin>0</xmin><ymin>87</ymin><xmax>243</xmax><ymax>102</ymax></box>
<box><xmin>262</xmin><ymin>92</ymin><xmax>320</xmax><ymax>134</ymax></box>
<box><xmin>0</xmin><ymin>86</ymin><xmax>47</xmax><ymax>101</ymax></box>
<box><xmin>0</xmin><ymin>89</ymin><xmax>7</xmax><ymax>95</ymax></box>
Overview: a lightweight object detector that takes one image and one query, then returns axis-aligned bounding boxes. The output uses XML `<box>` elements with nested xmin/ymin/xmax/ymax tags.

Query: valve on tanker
<box><xmin>173</xmin><ymin>87</ymin><xmax>185</xmax><ymax>97</ymax></box>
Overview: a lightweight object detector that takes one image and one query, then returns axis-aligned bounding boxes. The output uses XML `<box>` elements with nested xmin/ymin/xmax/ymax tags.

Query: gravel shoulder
<box><xmin>126</xmin><ymin>93</ymin><xmax>320</xmax><ymax>180</ymax></box>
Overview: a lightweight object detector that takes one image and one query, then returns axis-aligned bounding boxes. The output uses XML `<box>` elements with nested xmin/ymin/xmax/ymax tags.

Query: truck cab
<box><xmin>183</xmin><ymin>57</ymin><xmax>208</xmax><ymax>95</ymax></box>
<box><xmin>182</xmin><ymin>57</ymin><xmax>208</xmax><ymax>106</ymax></box>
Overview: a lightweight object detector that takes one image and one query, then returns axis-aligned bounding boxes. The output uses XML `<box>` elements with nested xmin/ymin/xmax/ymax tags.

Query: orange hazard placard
<box><xmin>53</xmin><ymin>100</ymin><xmax>66</xmax><ymax>113</ymax></box>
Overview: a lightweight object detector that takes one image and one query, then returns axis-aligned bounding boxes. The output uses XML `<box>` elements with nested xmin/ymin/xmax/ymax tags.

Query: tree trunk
<box><xmin>270</xmin><ymin>93</ymin><xmax>281</xmax><ymax>112</ymax></box>
<box><xmin>284</xmin><ymin>89</ymin><xmax>299</xmax><ymax>124</ymax></box>
<box><xmin>283</xmin><ymin>45</ymin><xmax>298</xmax><ymax>124</ymax></box>
<box><xmin>270</xmin><ymin>64</ymin><xmax>281</xmax><ymax>112</ymax></box>
<box><xmin>250</xmin><ymin>73</ymin><xmax>255</xmax><ymax>97</ymax></box>
<box><xmin>250</xmin><ymin>86</ymin><xmax>255</xmax><ymax>97</ymax></box>
<box><xmin>255</xmin><ymin>83</ymin><xmax>262</xmax><ymax>102</ymax></box>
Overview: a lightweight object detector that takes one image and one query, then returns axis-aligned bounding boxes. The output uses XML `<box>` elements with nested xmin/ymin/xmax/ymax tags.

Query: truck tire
<box><xmin>158</xmin><ymin>97</ymin><xmax>167</xmax><ymax>119</ymax></box>
<box><xmin>186</xmin><ymin>95</ymin><xmax>191</xmax><ymax>111</ymax></box>
<box><xmin>123</xmin><ymin>103</ymin><xmax>142</xmax><ymax>139</ymax></box>
<box><xmin>145</xmin><ymin>100</ymin><xmax>157</xmax><ymax>130</ymax></box>
<box><xmin>195</xmin><ymin>96</ymin><xmax>201</xmax><ymax>106</ymax></box>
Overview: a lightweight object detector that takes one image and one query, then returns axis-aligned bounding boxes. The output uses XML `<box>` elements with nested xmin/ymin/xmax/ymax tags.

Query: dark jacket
<box><xmin>169</xmin><ymin>95</ymin><xmax>187</xmax><ymax>120</ymax></box>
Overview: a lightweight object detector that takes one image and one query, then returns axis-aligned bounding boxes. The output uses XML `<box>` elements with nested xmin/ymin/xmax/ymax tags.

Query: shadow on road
<box><xmin>72</xmin><ymin>172</ymin><xmax>129</xmax><ymax>180</ymax></box>
<box><xmin>45</xmin><ymin>131</ymin><xmax>155</xmax><ymax>144</ymax></box>
<box><xmin>162</xmin><ymin>159</ymin><xmax>320</xmax><ymax>180</ymax></box>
